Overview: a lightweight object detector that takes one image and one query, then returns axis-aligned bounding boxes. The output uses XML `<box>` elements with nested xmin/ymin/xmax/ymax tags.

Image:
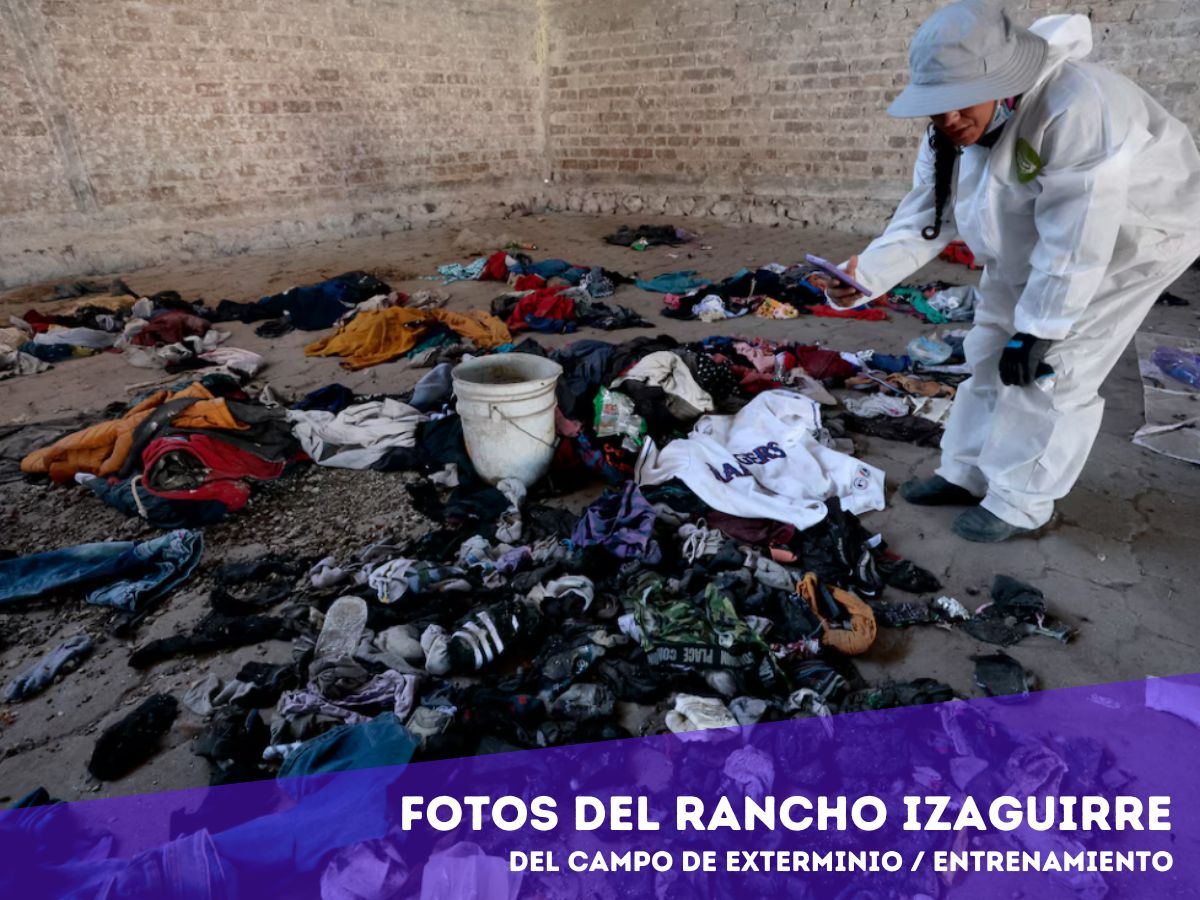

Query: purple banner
<box><xmin>5</xmin><ymin>674</ymin><xmax>1200</xmax><ymax>898</ymax></box>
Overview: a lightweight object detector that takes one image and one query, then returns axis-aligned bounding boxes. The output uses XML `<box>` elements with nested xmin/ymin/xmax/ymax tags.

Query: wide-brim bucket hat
<box><xmin>888</xmin><ymin>0</ymin><xmax>1049</xmax><ymax>117</ymax></box>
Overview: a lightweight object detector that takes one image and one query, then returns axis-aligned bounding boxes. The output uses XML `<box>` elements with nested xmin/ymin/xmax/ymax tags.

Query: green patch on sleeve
<box><xmin>1015</xmin><ymin>137</ymin><xmax>1043</xmax><ymax>183</ymax></box>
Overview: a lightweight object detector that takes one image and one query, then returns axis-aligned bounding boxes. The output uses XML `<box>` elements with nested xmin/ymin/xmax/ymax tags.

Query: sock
<box><xmin>5</xmin><ymin>634</ymin><xmax>94</xmax><ymax>702</ymax></box>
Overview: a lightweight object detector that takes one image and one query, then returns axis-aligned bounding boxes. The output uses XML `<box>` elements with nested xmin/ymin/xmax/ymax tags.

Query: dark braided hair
<box><xmin>923</xmin><ymin>125</ymin><xmax>961</xmax><ymax>240</ymax></box>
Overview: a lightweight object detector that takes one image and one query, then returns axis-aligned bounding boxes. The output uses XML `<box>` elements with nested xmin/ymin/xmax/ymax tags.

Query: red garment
<box><xmin>807</xmin><ymin>305</ymin><xmax>889</xmax><ymax>321</ymax></box>
<box><xmin>513</xmin><ymin>274</ymin><xmax>546</xmax><ymax>292</ymax></box>
<box><xmin>555</xmin><ymin>409</ymin><xmax>583</xmax><ymax>438</ymax></box>
<box><xmin>939</xmin><ymin>240</ymin><xmax>980</xmax><ymax>269</ymax></box>
<box><xmin>706</xmin><ymin>511</ymin><xmax>796</xmax><ymax>549</ymax></box>
<box><xmin>140</xmin><ymin>434</ymin><xmax>289</xmax><ymax>511</ymax></box>
<box><xmin>793</xmin><ymin>347</ymin><xmax>858</xmax><ymax>382</ymax></box>
<box><xmin>506</xmin><ymin>287</ymin><xmax>575</xmax><ymax>332</ymax></box>
<box><xmin>549</xmin><ymin>436</ymin><xmax>588</xmax><ymax>489</ymax></box>
<box><xmin>727</xmin><ymin>364</ymin><xmax>781</xmax><ymax>395</ymax></box>
<box><xmin>130</xmin><ymin>310</ymin><xmax>211</xmax><ymax>346</ymax></box>
<box><xmin>479</xmin><ymin>251</ymin><xmax>510</xmax><ymax>282</ymax></box>
<box><xmin>23</xmin><ymin>310</ymin><xmax>53</xmax><ymax>333</ymax></box>
<box><xmin>882</xmin><ymin>298</ymin><xmax>928</xmax><ymax>320</ymax></box>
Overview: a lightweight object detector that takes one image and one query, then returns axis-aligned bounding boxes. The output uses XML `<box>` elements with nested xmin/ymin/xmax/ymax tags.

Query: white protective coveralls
<box><xmin>844</xmin><ymin>14</ymin><xmax>1200</xmax><ymax>528</ymax></box>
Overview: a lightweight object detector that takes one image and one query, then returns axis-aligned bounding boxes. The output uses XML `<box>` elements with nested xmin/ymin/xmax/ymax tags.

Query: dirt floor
<box><xmin>1</xmin><ymin>212</ymin><xmax>1198</xmax><ymax>804</ymax></box>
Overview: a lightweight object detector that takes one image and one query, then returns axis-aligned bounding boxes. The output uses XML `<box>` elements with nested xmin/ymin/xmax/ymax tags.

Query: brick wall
<box><xmin>4</xmin><ymin>0</ymin><xmax>1198</xmax><ymax>286</ymax></box>
<box><xmin>543</xmin><ymin>0</ymin><xmax>1200</xmax><ymax>233</ymax></box>
<box><xmin>0</xmin><ymin>0</ymin><xmax>545</xmax><ymax>287</ymax></box>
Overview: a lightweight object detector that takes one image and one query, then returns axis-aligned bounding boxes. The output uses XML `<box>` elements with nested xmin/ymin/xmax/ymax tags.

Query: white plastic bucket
<box><xmin>452</xmin><ymin>354</ymin><xmax>563</xmax><ymax>487</ymax></box>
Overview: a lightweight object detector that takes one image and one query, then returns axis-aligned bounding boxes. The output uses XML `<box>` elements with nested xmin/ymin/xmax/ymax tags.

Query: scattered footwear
<box><xmin>952</xmin><ymin>507</ymin><xmax>1035</xmax><ymax>543</ymax></box>
<box><xmin>421</xmin><ymin>599</ymin><xmax>537</xmax><ymax>676</ymax></box>
<box><xmin>899</xmin><ymin>475</ymin><xmax>981</xmax><ymax>506</ymax></box>
<box><xmin>679</xmin><ymin>521</ymin><xmax>722</xmax><ymax>562</ymax></box>
<box><xmin>964</xmin><ymin>575</ymin><xmax>1076</xmax><ymax>645</ymax></box>
<box><xmin>88</xmin><ymin>694</ymin><xmax>179</xmax><ymax>781</ymax></box>
<box><xmin>972</xmin><ymin>652</ymin><xmax>1034</xmax><ymax>697</ymax></box>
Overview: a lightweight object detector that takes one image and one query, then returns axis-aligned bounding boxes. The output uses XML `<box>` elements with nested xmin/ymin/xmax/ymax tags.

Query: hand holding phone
<box><xmin>806</xmin><ymin>254</ymin><xmax>873</xmax><ymax>301</ymax></box>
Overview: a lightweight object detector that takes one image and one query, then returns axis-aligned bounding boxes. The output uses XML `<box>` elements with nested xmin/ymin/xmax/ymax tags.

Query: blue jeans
<box><xmin>0</xmin><ymin>530</ymin><xmax>203</xmax><ymax>612</ymax></box>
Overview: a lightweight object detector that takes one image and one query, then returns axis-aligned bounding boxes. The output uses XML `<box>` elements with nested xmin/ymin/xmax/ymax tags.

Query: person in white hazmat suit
<box><xmin>823</xmin><ymin>0</ymin><xmax>1200</xmax><ymax>542</ymax></box>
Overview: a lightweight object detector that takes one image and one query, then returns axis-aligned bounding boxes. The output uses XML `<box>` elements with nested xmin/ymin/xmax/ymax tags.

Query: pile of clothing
<box><xmin>432</xmin><ymin>249</ymin><xmax>653</xmax><ymax>335</ymax></box>
<box><xmin>0</xmin><ymin>325</ymin><xmax>50</xmax><ymax>378</ymax></box>
<box><xmin>838</xmin><ymin>369</ymin><xmax>961</xmax><ymax>436</ymax></box>
<box><xmin>646</xmin><ymin>258</ymin><xmax>980</xmax><ymax>326</ymax></box>
<box><xmin>768</xmin><ymin>334</ymin><xmax>971</xmax><ymax>447</ymax></box>
<box><xmin>3</xmin><ymin>271</ymin><xmax>452</xmax><ymax>379</ymax></box>
<box><xmin>435</xmin><ymin>250</ymin><xmax>632</xmax><ymax>299</ymax></box>
<box><xmin>6</xmin><ymin>678</ymin><xmax>1125</xmax><ymax>900</ymax></box>
<box><xmin>888</xmin><ymin>283</ymin><xmax>979</xmax><ymax>324</ymax></box>
<box><xmin>149</xmin><ymin>332</ymin><xmax>939</xmax><ymax>769</ymax></box>
<box><xmin>3</xmin><ymin>312</ymin><xmax>1085</xmax><ymax>794</ymax></box>
<box><xmin>489</xmin><ymin>285</ymin><xmax>652</xmax><ymax>335</ymax></box>
<box><xmin>284</xmin><ymin>383</ymin><xmax>428</xmax><ymax>469</ymax></box>
<box><xmin>1</xmin><ymin>279</ymin><xmax>270</xmax><ymax>378</ymax></box>
<box><xmin>654</xmin><ymin>263</ymin><xmax>891</xmax><ymax>322</ymax></box>
<box><xmin>2</xmin><ymin>280</ymin><xmax>137</xmax><ymax>377</ymax></box>
<box><xmin>120</xmin><ymin>306</ymin><xmax>262</xmax><ymax>375</ymax></box>
<box><xmin>604</xmin><ymin>224</ymin><xmax>696</xmax><ymax>250</ymax></box>
<box><xmin>543</xmin><ymin>333</ymin><xmax>886</xmax><ymax>486</ymax></box>
<box><xmin>210</xmin><ymin>271</ymin><xmax>394</xmax><ymax>334</ymax></box>
<box><xmin>19</xmin><ymin>376</ymin><xmax>303</xmax><ymax>527</ymax></box>
<box><xmin>155</xmin><ymin>435</ymin><xmax>950</xmax><ymax>790</ymax></box>
<box><xmin>304</xmin><ymin>307</ymin><xmax>513</xmax><ymax>370</ymax></box>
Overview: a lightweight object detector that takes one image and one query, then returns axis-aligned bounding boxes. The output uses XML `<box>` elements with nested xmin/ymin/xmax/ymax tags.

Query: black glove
<box><xmin>999</xmin><ymin>332</ymin><xmax>1054</xmax><ymax>386</ymax></box>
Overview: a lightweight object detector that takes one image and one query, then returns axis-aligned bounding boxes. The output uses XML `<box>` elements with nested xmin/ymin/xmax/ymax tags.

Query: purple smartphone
<box><xmin>805</xmin><ymin>254</ymin><xmax>873</xmax><ymax>297</ymax></box>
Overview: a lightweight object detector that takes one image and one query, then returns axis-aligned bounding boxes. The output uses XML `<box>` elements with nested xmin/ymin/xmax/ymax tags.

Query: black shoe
<box><xmin>951</xmin><ymin>507</ymin><xmax>1035</xmax><ymax>543</ymax></box>
<box><xmin>899</xmin><ymin>475</ymin><xmax>981</xmax><ymax>506</ymax></box>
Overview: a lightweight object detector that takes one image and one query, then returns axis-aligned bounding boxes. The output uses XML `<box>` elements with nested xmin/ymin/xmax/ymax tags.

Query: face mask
<box><xmin>986</xmin><ymin>97</ymin><xmax>1019</xmax><ymax>134</ymax></box>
